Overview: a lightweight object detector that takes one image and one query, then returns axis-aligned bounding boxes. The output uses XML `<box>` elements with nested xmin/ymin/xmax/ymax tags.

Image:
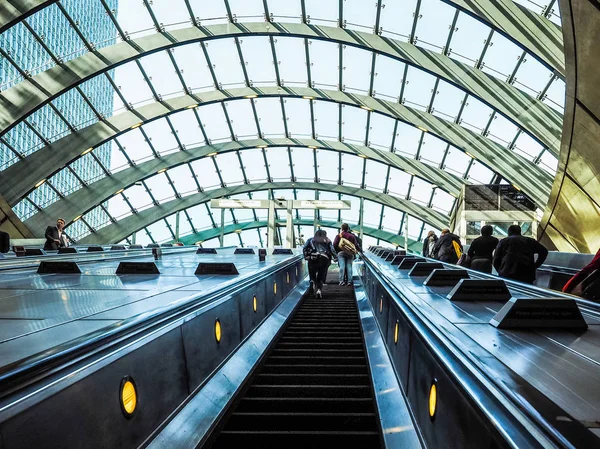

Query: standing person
<box><xmin>493</xmin><ymin>224</ymin><xmax>548</xmax><ymax>284</ymax></box>
<box><xmin>333</xmin><ymin>223</ymin><xmax>361</xmax><ymax>286</ymax></box>
<box><xmin>467</xmin><ymin>225</ymin><xmax>499</xmax><ymax>273</ymax></box>
<box><xmin>303</xmin><ymin>230</ymin><xmax>336</xmax><ymax>299</ymax></box>
<box><xmin>44</xmin><ymin>218</ymin><xmax>69</xmax><ymax>250</ymax></box>
<box><xmin>432</xmin><ymin>228</ymin><xmax>462</xmax><ymax>263</ymax></box>
<box><xmin>422</xmin><ymin>230</ymin><xmax>438</xmax><ymax>258</ymax></box>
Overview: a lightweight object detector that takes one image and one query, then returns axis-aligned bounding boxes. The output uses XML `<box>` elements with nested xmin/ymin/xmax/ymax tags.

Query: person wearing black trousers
<box><xmin>303</xmin><ymin>229</ymin><xmax>337</xmax><ymax>299</ymax></box>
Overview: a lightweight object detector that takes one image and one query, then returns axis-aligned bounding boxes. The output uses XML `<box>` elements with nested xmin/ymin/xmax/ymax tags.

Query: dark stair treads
<box><xmin>209</xmin><ymin>283</ymin><xmax>381</xmax><ymax>449</ymax></box>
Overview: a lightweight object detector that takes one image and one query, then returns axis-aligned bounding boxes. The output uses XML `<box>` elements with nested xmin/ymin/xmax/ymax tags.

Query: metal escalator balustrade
<box><xmin>209</xmin><ymin>283</ymin><xmax>382</xmax><ymax>449</ymax></box>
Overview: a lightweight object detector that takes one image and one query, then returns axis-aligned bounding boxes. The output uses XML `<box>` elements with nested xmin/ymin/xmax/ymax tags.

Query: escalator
<box><xmin>209</xmin><ymin>283</ymin><xmax>382</xmax><ymax>449</ymax></box>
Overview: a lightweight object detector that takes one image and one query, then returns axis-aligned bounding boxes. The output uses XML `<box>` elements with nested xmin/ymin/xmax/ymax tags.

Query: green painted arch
<box><xmin>24</xmin><ymin>137</ymin><xmax>464</xmax><ymax>236</ymax></box>
<box><xmin>0</xmin><ymin>87</ymin><xmax>553</xmax><ymax>209</ymax></box>
<box><xmin>76</xmin><ymin>182</ymin><xmax>449</xmax><ymax>245</ymax></box>
<box><xmin>169</xmin><ymin>219</ymin><xmax>423</xmax><ymax>253</ymax></box>
<box><xmin>0</xmin><ymin>22</ymin><xmax>561</xmax><ymax>155</ymax></box>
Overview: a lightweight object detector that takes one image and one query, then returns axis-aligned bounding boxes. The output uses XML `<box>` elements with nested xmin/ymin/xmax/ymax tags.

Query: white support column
<box><xmin>404</xmin><ymin>214</ymin><xmax>409</xmax><ymax>251</ymax></box>
<box><xmin>358</xmin><ymin>197</ymin><xmax>364</xmax><ymax>240</ymax></box>
<box><xmin>219</xmin><ymin>209</ymin><xmax>225</xmax><ymax>247</ymax></box>
<box><xmin>286</xmin><ymin>200</ymin><xmax>295</xmax><ymax>248</ymax></box>
<box><xmin>175</xmin><ymin>211</ymin><xmax>180</xmax><ymax>243</ymax></box>
<box><xmin>267</xmin><ymin>200</ymin><xmax>276</xmax><ymax>248</ymax></box>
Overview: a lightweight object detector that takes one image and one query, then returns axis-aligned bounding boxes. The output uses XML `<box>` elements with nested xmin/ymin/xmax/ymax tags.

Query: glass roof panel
<box><xmin>513</xmin><ymin>56</ymin><xmax>554</xmax><ymax>97</ymax></box>
<box><xmin>112</xmin><ymin>62</ymin><xmax>155</xmax><ymax>108</ymax></box>
<box><xmin>115</xmin><ymin>0</ymin><xmax>155</xmax><ymax>39</ymax></box>
<box><xmin>344</xmin><ymin>0</ymin><xmax>377</xmax><ymax>31</ymax></box>
<box><xmin>381</xmin><ymin>206</ymin><xmax>404</xmax><ymax>233</ymax></box>
<box><xmin>110</xmin><ymin>143</ymin><xmax>133</xmax><ymax>173</ymax></box>
<box><xmin>364</xmin><ymin>160</ymin><xmax>387</xmax><ymax>192</ymax></box>
<box><xmin>145</xmin><ymin>174</ymin><xmax>176</xmax><ymax>203</ymax></box>
<box><xmin>362</xmin><ymin>200</ymin><xmax>381</xmax><ymax>228</ymax></box>
<box><xmin>291</xmin><ymin>148</ymin><xmax>315</xmax><ymax>182</ymax></box>
<box><xmin>205</xmin><ymin>39</ymin><xmax>246</xmax><ymax>89</ymax></box>
<box><xmin>166</xmin><ymin>212</ymin><xmax>193</xmax><ymax>238</ymax></box>
<box><xmin>342</xmin><ymin>106</ymin><xmax>368</xmax><ymax>144</ymax></box>
<box><xmin>191</xmin><ymin>157</ymin><xmax>221</xmax><ymax>190</ymax></box>
<box><xmin>241</xmin><ymin>148</ymin><xmax>269</xmax><ymax>182</ymax></box>
<box><xmin>284</xmin><ymin>98</ymin><xmax>312</xmax><ymax>137</ymax></box>
<box><xmin>414</xmin><ymin>0</ymin><xmax>456</xmax><ymax>53</ymax></box>
<box><xmin>539</xmin><ymin>151</ymin><xmax>558</xmax><ymax>175</ymax></box>
<box><xmin>480</xmin><ymin>32</ymin><xmax>522</xmax><ymax>80</ymax></box>
<box><xmin>145</xmin><ymin>0</ymin><xmax>190</xmax><ymax>32</ymax></box>
<box><xmin>147</xmin><ymin>220</ymin><xmax>173</xmax><ymax>242</ymax></box>
<box><xmin>394</xmin><ymin>124</ymin><xmax>423</xmax><ymax>157</ymax></box>
<box><xmin>341</xmin><ymin>154</ymin><xmax>365</xmax><ymax>188</ymax></box>
<box><xmin>373</xmin><ymin>56</ymin><xmax>405</xmax><ymax>102</ymax></box>
<box><xmin>316</xmin><ymin>150</ymin><xmax>340</xmax><ymax>184</ymax></box>
<box><xmin>168</xmin><ymin>164</ymin><xmax>198</xmax><ymax>197</ymax></box>
<box><xmin>409</xmin><ymin>177</ymin><xmax>433</xmax><ymax>206</ymax></box>
<box><xmin>108</xmin><ymin>195</ymin><xmax>133</xmax><ymax>221</ymax></box>
<box><xmin>447</xmin><ymin>13</ymin><xmax>488</xmax><ymax>65</ymax></box>
<box><xmin>275</xmin><ymin>37</ymin><xmax>308</xmax><ymax>87</ymax></box>
<box><xmin>123</xmin><ymin>184</ymin><xmax>153</xmax><ymax>210</ymax></box>
<box><xmin>304</xmin><ymin>0</ymin><xmax>339</xmax><ymax>26</ymax></box>
<box><xmin>513</xmin><ymin>133</ymin><xmax>543</xmax><ymax>161</ymax></box>
<box><xmin>254</xmin><ymin>98</ymin><xmax>285</xmax><ymax>137</ymax></box>
<box><xmin>228</xmin><ymin>0</ymin><xmax>264</xmax><ymax>19</ymax></box>
<box><xmin>467</xmin><ymin>161</ymin><xmax>494</xmax><ymax>184</ymax></box>
<box><xmin>241</xmin><ymin>37</ymin><xmax>277</xmax><ymax>86</ymax></box>
<box><xmin>117</xmin><ymin>128</ymin><xmax>155</xmax><ymax>163</ymax></box>
<box><xmin>368</xmin><ymin>113</ymin><xmax>395</xmax><ymax>151</ymax></box>
<box><xmin>187</xmin><ymin>204</ymin><xmax>214</xmax><ymax>230</ymax></box>
<box><xmin>419</xmin><ymin>134</ymin><xmax>447</xmax><ymax>167</ymax></box>
<box><xmin>267</xmin><ymin>0</ymin><xmax>302</xmax><ymax>20</ymax></box>
<box><xmin>226</xmin><ymin>99</ymin><xmax>259</xmax><ymax>139</ymax></box>
<box><xmin>313</xmin><ymin>101</ymin><xmax>339</xmax><ymax>140</ymax></box>
<box><xmin>459</xmin><ymin>97</ymin><xmax>494</xmax><ymax>133</ymax></box>
<box><xmin>142</xmin><ymin>118</ymin><xmax>181</xmax><ymax>154</ymax></box>
<box><xmin>443</xmin><ymin>146</ymin><xmax>471</xmax><ymax>177</ymax></box>
<box><xmin>403</xmin><ymin>66</ymin><xmax>437</xmax><ymax>111</ymax></box>
<box><xmin>187</xmin><ymin>0</ymin><xmax>229</xmax><ymax>24</ymax></box>
<box><xmin>388</xmin><ymin>168</ymin><xmax>411</xmax><ymax>198</ymax></box>
<box><xmin>431</xmin><ymin>189</ymin><xmax>456</xmax><ymax>215</ymax></box>
<box><xmin>339</xmin><ymin>194</ymin><xmax>360</xmax><ymax>224</ymax></box>
<box><xmin>308</xmin><ymin>40</ymin><xmax>339</xmax><ymax>89</ymax></box>
<box><xmin>215</xmin><ymin>152</ymin><xmax>245</xmax><ymax>186</ymax></box>
<box><xmin>196</xmin><ymin>103</ymin><xmax>231</xmax><ymax>143</ymax></box>
<box><xmin>168</xmin><ymin>110</ymin><xmax>205</xmax><ymax>148</ymax></box>
<box><xmin>544</xmin><ymin>78</ymin><xmax>566</xmax><ymax>113</ymax></box>
<box><xmin>172</xmin><ymin>44</ymin><xmax>214</xmax><ymax>93</ymax></box>
<box><xmin>431</xmin><ymin>80</ymin><xmax>465</xmax><ymax>122</ymax></box>
<box><xmin>379</xmin><ymin>0</ymin><xmax>417</xmax><ymax>40</ymax></box>
<box><xmin>139</xmin><ymin>51</ymin><xmax>183</xmax><ymax>99</ymax></box>
<box><xmin>265</xmin><ymin>147</ymin><xmax>291</xmax><ymax>181</ymax></box>
<box><xmin>342</xmin><ymin>46</ymin><xmax>372</xmax><ymax>94</ymax></box>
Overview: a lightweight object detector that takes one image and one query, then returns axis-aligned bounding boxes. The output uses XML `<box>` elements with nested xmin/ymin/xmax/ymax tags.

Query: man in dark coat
<box><xmin>493</xmin><ymin>224</ymin><xmax>548</xmax><ymax>284</ymax></box>
<box><xmin>467</xmin><ymin>225</ymin><xmax>499</xmax><ymax>273</ymax></box>
<box><xmin>44</xmin><ymin>218</ymin><xmax>69</xmax><ymax>250</ymax></box>
<box><xmin>432</xmin><ymin>228</ymin><xmax>462</xmax><ymax>264</ymax></box>
<box><xmin>303</xmin><ymin>229</ymin><xmax>337</xmax><ymax>298</ymax></box>
<box><xmin>422</xmin><ymin>230</ymin><xmax>438</xmax><ymax>258</ymax></box>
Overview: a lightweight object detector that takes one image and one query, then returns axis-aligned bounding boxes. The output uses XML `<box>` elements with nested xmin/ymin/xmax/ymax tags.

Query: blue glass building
<box><xmin>0</xmin><ymin>0</ymin><xmax>118</xmax><ymax>229</ymax></box>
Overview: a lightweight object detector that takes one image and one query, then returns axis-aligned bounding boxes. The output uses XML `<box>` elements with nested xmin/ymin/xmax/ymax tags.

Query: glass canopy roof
<box><xmin>0</xmin><ymin>0</ymin><xmax>565</xmax><ymax>247</ymax></box>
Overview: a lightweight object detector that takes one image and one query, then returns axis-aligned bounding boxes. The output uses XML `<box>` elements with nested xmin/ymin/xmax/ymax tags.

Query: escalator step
<box><xmin>247</xmin><ymin>385</ymin><xmax>372</xmax><ymax>399</ymax></box>
<box><xmin>235</xmin><ymin>397</ymin><xmax>375</xmax><ymax>414</ymax></box>
<box><xmin>261</xmin><ymin>364</ymin><xmax>368</xmax><ymax>375</ymax></box>
<box><xmin>212</xmin><ymin>430</ymin><xmax>380</xmax><ymax>449</ymax></box>
<box><xmin>225</xmin><ymin>412</ymin><xmax>378</xmax><ymax>431</ymax></box>
<box><xmin>267</xmin><ymin>355</ymin><xmax>367</xmax><ymax>365</ymax></box>
<box><xmin>254</xmin><ymin>373</ymin><xmax>370</xmax><ymax>386</ymax></box>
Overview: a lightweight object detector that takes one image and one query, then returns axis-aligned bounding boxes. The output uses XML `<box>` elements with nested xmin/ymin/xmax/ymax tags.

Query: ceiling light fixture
<box><xmin>186</xmin><ymin>104</ymin><xmax>199</xmax><ymax>109</ymax></box>
<box><xmin>207</xmin><ymin>152</ymin><xmax>218</xmax><ymax>157</ymax></box>
<box><xmin>115</xmin><ymin>188</ymin><xmax>125</xmax><ymax>195</ymax></box>
<box><xmin>34</xmin><ymin>179</ymin><xmax>46</xmax><ymax>188</ymax></box>
<box><xmin>360</xmin><ymin>105</ymin><xmax>373</xmax><ymax>111</ymax></box>
<box><xmin>130</xmin><ymin>123</ymin><xmax>142</xmax><ymax>129</ymax></box>
<box><xmin>81</xmin><ymin>147</ymin><xmax>93</xmax><ymax>156</ymax></box>
<box><xmin>417</xmin><ymin>126</ymin><xmax>428</xmax><ymax>133</ymax></box>
<box><xmin>244</xmin><ymin>94</ymin><xmax>258</xmax><ymax>99</ymax></box>
<box><xmin>157</xmin><ymin>168</ymin><xmax>167</xmax><ymax>174</ymax></box>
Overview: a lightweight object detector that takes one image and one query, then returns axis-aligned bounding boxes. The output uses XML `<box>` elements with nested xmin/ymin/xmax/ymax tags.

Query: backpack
<box><xmin>452</xmin><ymin>239</ymin><xmax>463</xmax><ymax>259</ymax></box>
<box><xmin>338</xmin><ymin>233</ymin><xmax>357</xmax><ymax>257</ymax></box>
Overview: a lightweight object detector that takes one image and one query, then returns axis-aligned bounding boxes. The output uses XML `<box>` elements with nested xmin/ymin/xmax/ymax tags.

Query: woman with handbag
<box><xmin>333</xmin><ymin>223</ymin><xmax>361</xmax><ymax>286</ymax></box>
<box><xmin>303</xmin><ymin>229</ymin><xmax>337</xmax><ymax>299</ymax></box>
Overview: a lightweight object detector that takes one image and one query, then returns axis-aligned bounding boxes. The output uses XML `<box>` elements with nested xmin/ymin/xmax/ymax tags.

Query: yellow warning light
<box><xmin>274</xmin><ymin>282</ymin><xmax>277</xmax><ymax>295</ymax></box>
<box><xmin>253</xmin><ymin>295</ymin><xmax>257</xmax><ymax>313</ymax></box>
<box><xmin>215</xmin><ymin>319</ymin><xmax>222</xmax><ymax>343</ymax></box>
<box><xmin>120</xmin><ymin>377</ymin><xmax>137</xmax><ymax>417</ymax></box>
<box><xmin>394</xmin><ymin>320</ymin><xmax>399</xmax><ymax>344</ymax></box>
<box><xmin>379</xmin><ymin>297</ymin><xmax>383</xmax><ymax>314</ymax></box>
<box><xmin>286</xmin><ymin>272</ymin><xmax>290</xmax><ymax>284</ymax></box>
<box><xmin>429</xmin><ymin>381</ymin><xmax>438</xmax><ymax>420</ymax></box>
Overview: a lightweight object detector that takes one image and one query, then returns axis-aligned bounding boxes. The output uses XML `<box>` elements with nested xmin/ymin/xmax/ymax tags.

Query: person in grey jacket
<box><xmin>422</xmin><ymin>231</ymin><xmax>438</xmax><ymax>258</ymax></box>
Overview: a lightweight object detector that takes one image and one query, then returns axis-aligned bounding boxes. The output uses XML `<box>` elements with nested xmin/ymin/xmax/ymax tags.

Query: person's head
<box><xmin>427</xmin><ymin>230</ymin><xmax>436</xmax><ymax>238</ymax></box>
<box><xmin>507</xmin><ymin>224</ymin><xmax>522</xmax><ymax>236</ymax></box>
<box><xmin>341</xmin><ymin>223</ymin><xmax>349</xmax><ymax>232</ymax></box>
<box><xmin>441</xmin><ymin>228</ymin><xmax>450</xmax><ymax>235</ymax></box>
<box><xmin>56</xmin><ymin>218</ymin><xmax>65</xmax><ymax>230</ymax></box>
<box><xmin>314</xmin><ymin>229</ymin><xmax>328</xmax><ymax>243</ymax></box>
<box><xmin>481</xmin><ymin>225</ymin><xmax>493</xmax><ymax>237</ymax></box>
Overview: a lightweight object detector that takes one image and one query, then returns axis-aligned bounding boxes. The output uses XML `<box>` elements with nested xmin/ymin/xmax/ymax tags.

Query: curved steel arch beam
<box><xmin>0</xmin><ymin>22</ymin><xmax>561</xmax><ymax>155</ymax></box>
<box><xmin>76</xmin><ymin>182</ymin><xmax>449</xmax><ymax>245</ymax></box>
<box><xmin>0</xmin><ymin>87</ymin><xmax>552</xmax><ymax>208</ymax></box>
<box><xmin>171</xmin><ymin>219</ymin><xmax>423</xmax><ymax>252</ymax></box>
<box><xmin>24</xmin><ymin>137</ymin><xmax>464</xmax><ymax>235</ymax></box>
<box><xmin>0</xmin><ymin>0</ymin><xmax>56</xmax><ymax>34</ymax></box>
<box><xmin>445</xmin><ymin>0</ymin><xmax>564</xmax><ymax>75</ymax></box>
